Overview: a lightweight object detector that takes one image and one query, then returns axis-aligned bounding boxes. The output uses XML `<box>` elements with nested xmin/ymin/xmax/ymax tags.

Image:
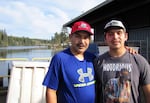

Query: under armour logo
<box><xmin>77</xmin><ymin>68</ymin><xmax>94</xmax><ymax>82</ymax></box>
<box><xmin>79</xmin><ymin>23</ymin><xmax>87</xmax><ymax>29</ymax></box>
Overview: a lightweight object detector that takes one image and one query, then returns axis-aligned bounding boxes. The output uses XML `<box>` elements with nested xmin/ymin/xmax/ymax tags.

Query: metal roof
<box><xmin>63</xmin><ymin>0</ymin><xmax>114</xmax><ymax>27</ymax></box>
<box><xmin>63</xmin><ymin>0</ymin><xmax>149</xmax><ymax>27</ymax></box>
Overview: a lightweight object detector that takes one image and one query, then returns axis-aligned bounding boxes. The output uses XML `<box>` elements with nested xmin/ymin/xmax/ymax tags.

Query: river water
<box><xmin>0</xmin><ymin>46</ymin><xmax>57</xmax><ymax>87</ymax></box>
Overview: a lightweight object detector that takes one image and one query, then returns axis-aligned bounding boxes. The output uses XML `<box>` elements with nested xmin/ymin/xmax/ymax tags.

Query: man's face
<box><xmin>69</xmin><ymin>31</ymin><xmax>91</xmax><ymax>54</ymax></box>
<box><xmin>105</xmin><ymin>29</ymin><xmax>128</xmax><ymax>50</ymax></box>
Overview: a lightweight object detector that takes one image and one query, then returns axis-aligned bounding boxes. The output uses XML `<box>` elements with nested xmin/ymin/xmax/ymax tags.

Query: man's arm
<box><xmin>142</xmin><ymin>84</ymin><xmax>150</xmax><ymax>103</ymax></box>
<box><xmin>46</xmin><ymin>88</ymin><xmax>57</xmax><ymax>103</ymax></box>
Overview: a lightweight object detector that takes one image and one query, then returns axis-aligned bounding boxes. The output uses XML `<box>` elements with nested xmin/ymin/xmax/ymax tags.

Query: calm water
<box><xmin>0</xmin><ymin>46</ymin><xmax>57</xmax><ymax>87</ymax></box>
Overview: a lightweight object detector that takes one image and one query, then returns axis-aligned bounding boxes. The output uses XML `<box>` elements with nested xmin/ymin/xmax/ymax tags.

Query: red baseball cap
<box><xmin>71</xmin><ymin>21</ymin><xmax>93</xmax><ymax>35</ymax></box>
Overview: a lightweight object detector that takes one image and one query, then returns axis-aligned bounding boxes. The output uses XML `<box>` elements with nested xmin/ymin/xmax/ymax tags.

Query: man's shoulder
<box><xmin>129</xmin><ymin>53</ymin><xmax>150</xmax><ymax>69</ymax></box>
<box><xmin>131</xmin><ymin>53</ymin><xmax>148</xmax><ymax>63</ymax></box>
<box><xmin>96</xmin><ymin>52</ymin><xmax>108</xmax><ymax>60</ymax></box>
<box><xmin>52</xmin><ymin>48</ymin><xmax>71</xmax><ymax>59</ymax></box>
<box><xmin>94</xmin><ymin>52</ymin><xmax>109</xmax><ymax>66</ymax></box>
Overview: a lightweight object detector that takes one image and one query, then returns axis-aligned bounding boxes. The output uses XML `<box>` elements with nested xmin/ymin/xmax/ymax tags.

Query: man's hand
<box><xmin>125</xmin><ymin>46</ymin><xmax>138</xmax><ymax>54</ymax></box>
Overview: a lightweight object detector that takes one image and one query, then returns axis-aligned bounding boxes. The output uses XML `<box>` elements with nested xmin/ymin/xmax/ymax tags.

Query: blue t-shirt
<box><xmin>43</xmin><ymin>48</ymin><xmax>96</xmax><ymax>103</ymax></box>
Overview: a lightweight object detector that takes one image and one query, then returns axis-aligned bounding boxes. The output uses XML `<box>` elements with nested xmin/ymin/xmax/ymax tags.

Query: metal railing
<box><xmin>0</xmin><ymin>57</ymin><xmax>51</xmax><ymax>61</ymax></box>
<box><xmin>0</xmin><ymin>58</ymin><xmax>28</xmax><ymax>61</ymax></box>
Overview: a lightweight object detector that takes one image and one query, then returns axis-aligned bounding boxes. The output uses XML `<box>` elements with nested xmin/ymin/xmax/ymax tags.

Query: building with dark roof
<box><xmin>63</xmin><ymin>0</ymin><xmax>150</xmax><ymax>62</ymax></box>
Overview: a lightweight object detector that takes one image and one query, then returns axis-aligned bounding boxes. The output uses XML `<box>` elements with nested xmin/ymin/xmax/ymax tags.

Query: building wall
<box><xmin>128</xmin><ymin>27</ymin><xmax>150</xmax><ymax>62</ymax></box>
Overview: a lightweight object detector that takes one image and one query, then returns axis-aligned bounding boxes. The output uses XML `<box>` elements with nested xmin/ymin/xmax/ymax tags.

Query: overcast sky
<box><xmin>0</xmin><ymin>0</ymin><xmax>105</xmax><ymax>40</ymax></box>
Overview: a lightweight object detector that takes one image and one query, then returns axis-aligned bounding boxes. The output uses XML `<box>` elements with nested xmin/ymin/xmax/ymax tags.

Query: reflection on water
<box><xmin>0</xmin><ymin>46</ymin><xmax>56</xmax><ymax>59</ymax></box>
<box><xmin>0</xmin><ymin>46</ymin><xmax>48</xmax><ymax>50</ymax></box>
<box><xmin>0</xmin><ymin>46</ymin><xmax>57</xmax><ymax>87</ymax></box>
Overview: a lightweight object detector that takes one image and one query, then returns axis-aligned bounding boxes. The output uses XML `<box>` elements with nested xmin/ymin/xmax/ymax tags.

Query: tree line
<box><xmin>0</xmin><ymin>29</ymin><xmax>69</xmax><ymax>49</ymax></box>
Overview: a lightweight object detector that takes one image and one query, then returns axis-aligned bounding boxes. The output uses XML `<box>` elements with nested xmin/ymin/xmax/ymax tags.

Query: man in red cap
<box><xmin>43</xmin><ymin>21</ymin><xmax>96</xmax><ymax>103</ymax></box>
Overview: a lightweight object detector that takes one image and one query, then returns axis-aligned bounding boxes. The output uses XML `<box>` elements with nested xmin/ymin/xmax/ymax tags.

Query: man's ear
<box><xmin>125</xmin><ymin>33</ymin><xmax>128</xmax><ymax>41</ymax></box>
<box><xmin>69</xmin><ymin>34</ymin><xmax>72</xmax><ymax>39</ymax></box>
<box><xmin>104</xmin><ymin>33</ymin><xmax>106</xmax><ymax>42</ymax></box>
